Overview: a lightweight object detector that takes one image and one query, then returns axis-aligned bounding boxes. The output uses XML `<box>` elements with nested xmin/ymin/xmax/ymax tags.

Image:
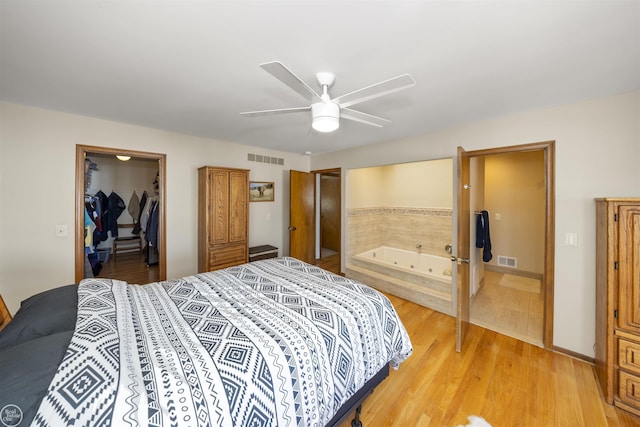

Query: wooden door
<box><xmin>456</xmin><ymin>146</ymin><xmax>471</xmax><ymax>352</ymax></box>
<box><xmin>320</xmin><ymin>174</ymin><xmax>340</xmax><ymax>252</ymax></box>
<box><xmin>228</xmin><ymin>170</ymin><xmax>248</xmax><ymax>243</ymax></box>
<box><xmin>618</xmin><ymin>204</ymin><xmax>640</xmax><ymax>333</ymax></box>
<box><xmin>290</xmin><ymin>170</ymin><xmax>316</xmax><ymax>264</ymax></box>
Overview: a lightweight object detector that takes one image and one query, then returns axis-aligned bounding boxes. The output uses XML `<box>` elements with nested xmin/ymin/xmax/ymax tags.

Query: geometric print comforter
<box><xmin>32</xmin><ymin>257</ymin><xmax>413</xmax><ymax>427</ymax></box>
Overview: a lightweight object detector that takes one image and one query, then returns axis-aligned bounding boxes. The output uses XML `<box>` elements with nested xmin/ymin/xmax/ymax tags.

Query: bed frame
<box><xmin>326</xmin><ymin>363</ymin><xmax>390</xmax><ymax>427</ymax></box>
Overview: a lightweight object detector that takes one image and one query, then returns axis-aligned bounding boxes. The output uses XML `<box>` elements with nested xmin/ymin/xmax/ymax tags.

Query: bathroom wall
<box><xmin>484</xmin><ymin>151</ymin><xmax>545</xmax><ymax>275</ymax></box>
<box><xmin>346</xmin><ymin>159</ymin><xmax>453</xmax><ymax>262</ymax></box>
<box><xmin>347</xmin><ymin>159</ymin><xmax>453</xmax><ymax>208</ymax></box>
<box><xmin>470</xmin><ymin>157</ymin><xmax>486</xmax><ymax>296</ymax></box>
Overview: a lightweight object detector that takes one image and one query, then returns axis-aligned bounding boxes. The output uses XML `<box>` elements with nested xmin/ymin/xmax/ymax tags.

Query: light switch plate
<box><xmin>565</xmin><ymin>232</ymin><xmax>578</xmax><ymax>247</ymax></box>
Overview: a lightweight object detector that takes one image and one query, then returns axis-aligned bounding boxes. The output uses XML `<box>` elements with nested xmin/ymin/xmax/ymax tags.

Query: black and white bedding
<box><xmin>0</xmin><ymin>257</ymin><xmax>412</xmax><ymax>426</ymax></box>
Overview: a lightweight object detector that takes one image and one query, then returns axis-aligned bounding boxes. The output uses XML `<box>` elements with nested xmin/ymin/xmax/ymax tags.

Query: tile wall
<box><xmin>346</xmin><ymin>207</ymin><xmax>453</xmax><ymax>263</ymax></box>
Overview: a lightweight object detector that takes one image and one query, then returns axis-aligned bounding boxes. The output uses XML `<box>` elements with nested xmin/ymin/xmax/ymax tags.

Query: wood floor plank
<box><xmin>96</xmin><ymin>251</ymin><xmax>159</xmax><ymax>284</ymax></box>
<box><xmin>340</xmin><ymin>294</ymin><xmax>640</xmax><ymax>427</ymax></box>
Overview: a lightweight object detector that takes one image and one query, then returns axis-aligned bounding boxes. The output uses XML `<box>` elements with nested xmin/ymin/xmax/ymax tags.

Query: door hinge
<box><xmin>614</xmin><ymin>309</ymin><xmax>618</xmax><ymax>319</ymax></box>
<box><xmin>614</xmin><ymin>261</ymin><xmax>619</xmax><ymax>270</ymax></box>
<box><xmin>614</xmin><ymin>213</ymin><xmax>618</xmax><ymax>221</ymax></box>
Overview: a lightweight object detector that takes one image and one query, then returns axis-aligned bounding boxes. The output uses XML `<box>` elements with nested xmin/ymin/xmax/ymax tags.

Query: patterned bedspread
<box><xmin>32</xmin><ymin>258</ymin><xmax>412</xmax><ymax>427</ymax></box>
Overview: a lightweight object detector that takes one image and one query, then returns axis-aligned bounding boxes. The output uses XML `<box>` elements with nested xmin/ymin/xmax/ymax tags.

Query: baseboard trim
<box><xmin>553</xmin><ymin>345</ymin><xmax>595</xmax><ymax>365</ymax></box>
<box><xmin>484</xmin><ymin>264</ymin><xmax>543</xmax><ymax>280</ymax></box>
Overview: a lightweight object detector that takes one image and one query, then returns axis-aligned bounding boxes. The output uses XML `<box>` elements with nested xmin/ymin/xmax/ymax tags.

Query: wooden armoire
<box><xmin>595</xmin><ymin>198</ymin><xmax>640</xmax><ymax>416</ymax></box>
<box><xmin>198</xmin><ymin>166</ymin><xmax>249</xmax><ymax>272</ymax></box>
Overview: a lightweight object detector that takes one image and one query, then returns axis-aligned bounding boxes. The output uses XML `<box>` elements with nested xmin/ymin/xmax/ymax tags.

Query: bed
<box><xmin>0</xmin><ymin>257</ymin><xmax>412</xmax><ymax>426</ymax></box>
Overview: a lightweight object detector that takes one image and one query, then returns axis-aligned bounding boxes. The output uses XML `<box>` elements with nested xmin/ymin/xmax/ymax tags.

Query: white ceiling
<box><xmin>1</xmin><ymin>1</ymin><xmax>639</xmax><ymax>155</ymax></box>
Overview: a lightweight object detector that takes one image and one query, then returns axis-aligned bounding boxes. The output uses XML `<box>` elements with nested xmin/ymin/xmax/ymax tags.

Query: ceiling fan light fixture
<box><xmin>311</xmin><ymin>102</ymin><xmax>339</xmax><ymax>133</ymax></box>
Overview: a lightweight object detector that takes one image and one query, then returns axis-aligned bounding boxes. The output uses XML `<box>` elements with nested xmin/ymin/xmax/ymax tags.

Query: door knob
<box><xmin>288</xmin><ymin>226</ymin><xmax>297</xmax><ymax>231</ymax></box>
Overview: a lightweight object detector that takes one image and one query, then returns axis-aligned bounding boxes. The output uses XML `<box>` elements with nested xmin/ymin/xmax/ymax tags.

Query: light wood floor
<box><xmin>340</xmin><ymin>293</ymin><xmax>640</xmax><ymax>427</ymax></box>
<box><xmin>471</xmin><ymin>271</ymin><xmax>543</xmax><ymax>347</ymax></box>
<box><xmin>96</xmin><ymin>251</ymin><xmax>159</xmax><ymax>284</ymax></box>
<box><xmin>316</xmin><ymin>248</ymin><xmax>341</xmax><ymax>275</ymax></box>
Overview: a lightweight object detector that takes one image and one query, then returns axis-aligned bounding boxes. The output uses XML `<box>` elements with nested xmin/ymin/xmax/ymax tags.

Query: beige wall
<box><xmin>469</xmin><ymin>157</ymin><xmax>485</xmax><ymax>296</ymax></box>
<box><xmin>0</xmin><ymin>102</ymin><xmax>309</xmax><ymax>313</ymax></box>
<box><xmin>2</xmin><ymin>91</ymin><xmax>638</xmax><ymax>358</ymax></box>
<box><xmin>484</xmin><ymin>151</ymin><xmax>545</xmax><ymax>274</ymax></box>
<box><xmin>347</xmin><ymin>158</ymin><xmax>453</xmax><ymax>208</ymax></box>
<box><xmin>312</xmin><ymin>90</ymin><xmax>640</xmax><ymax>358</ymax></box>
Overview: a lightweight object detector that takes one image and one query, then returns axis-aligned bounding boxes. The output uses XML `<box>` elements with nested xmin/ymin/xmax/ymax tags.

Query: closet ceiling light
<box><xmin>116</xmin><ymin>155</ymin><xmax>131</xmax><ymax>161</ymax></box>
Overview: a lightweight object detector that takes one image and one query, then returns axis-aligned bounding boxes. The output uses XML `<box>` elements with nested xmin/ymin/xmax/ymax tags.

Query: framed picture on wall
<box><xmin>249</xmin><ymin>181</ymin><xmax>274</xmax><ymax>202</ymax></box>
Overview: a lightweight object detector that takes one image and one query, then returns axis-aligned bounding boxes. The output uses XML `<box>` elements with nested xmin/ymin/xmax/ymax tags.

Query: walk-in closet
<box><xmin>83</xmin><ymin>152</ymin><xmax>160</xmax><ymax>284</ymax></box>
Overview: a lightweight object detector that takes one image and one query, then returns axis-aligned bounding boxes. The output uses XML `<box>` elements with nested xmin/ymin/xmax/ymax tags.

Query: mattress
<box><xmin>0</xmin><ymin>257</ymin><xmax>412</xmax><ymax>426</ymax></box>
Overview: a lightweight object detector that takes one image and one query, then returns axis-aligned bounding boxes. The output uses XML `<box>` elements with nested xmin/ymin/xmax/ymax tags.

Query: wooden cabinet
<box><xmin>198</xmin><ymin>166</ymin><xmax>249</xmax><ymax>272</ymax></box>
<box><xmin>595</xmin><ymin>198</ymin><xmax>640</xmax><ymax>416</ymax></box>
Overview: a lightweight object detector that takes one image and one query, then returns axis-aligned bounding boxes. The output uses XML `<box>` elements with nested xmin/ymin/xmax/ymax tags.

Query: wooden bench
<box><xmin>112</xmin><ymin>223</ymin><xmax>143</xmax><ymax>261</ymax></box>
<box><xmin>249</xmin><ymin>245</ymin><xmax>278</xmax><ymax>262</ymax></box>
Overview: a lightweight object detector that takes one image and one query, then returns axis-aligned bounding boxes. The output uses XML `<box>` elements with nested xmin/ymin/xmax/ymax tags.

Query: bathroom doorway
<box><xmin>462</xmin><ymin>141</ymin><xmax>554</xmax><ymax>349</ymax></box>
<box><xmin>74</xmin><ymin>144</ymin><xmax>166</xmax><ymax>284</ymax></box>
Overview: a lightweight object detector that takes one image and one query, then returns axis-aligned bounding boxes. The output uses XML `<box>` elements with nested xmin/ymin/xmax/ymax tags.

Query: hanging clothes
<box><xmin>128</xmin><ymin>191</ymin><xmax>140</xmax><ymax>223</ymax></box>
<box><xmin>145</xmin><ymin>199</ymin><xmax>159</xmax><ymax>248</ymax></box>
<box><xmin>107</xmin><ymin>191</ymin><xmax>126</xmax><ymax>238</ymax></box>
<box><xmin>132</xmin><ymin>191</ymin><xmax>147</xmax><ymax>235</ymax></box>
<box><xmin>139</xmin><ymin>195</ymin><xmax>156</xmax><ymax>234</ymax></box>
<box><xmin>475</xmin><ymin>210</ymin><xmax>493</xmax><ymax>262</ymax></box>
<box><xmin>84</xmin><ymin>208</ymin><xmax>96</xmax><ymax>251</ymax></box>
<box><xmin>95</xmin><ymin>190</ymin><xmax>109</xmax><ymax>242</ymax></box>
<box><xmin>143</xmin><ymin>198</ymin><xmax>160</xmax><ymax>266</ymax></box>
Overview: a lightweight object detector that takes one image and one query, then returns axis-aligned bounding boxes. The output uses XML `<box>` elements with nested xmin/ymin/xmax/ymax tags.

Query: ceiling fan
<box><xmin>240</xmin><ymin>61</ymin><xmax>416</xmax><ymax>133</ymax></box>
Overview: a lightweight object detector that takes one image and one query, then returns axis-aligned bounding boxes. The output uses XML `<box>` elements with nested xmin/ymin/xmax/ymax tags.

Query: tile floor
<box><xmin>470</xmin><ymin>270</ymin><xmax>544</xmax><ymax>347</ymax></box>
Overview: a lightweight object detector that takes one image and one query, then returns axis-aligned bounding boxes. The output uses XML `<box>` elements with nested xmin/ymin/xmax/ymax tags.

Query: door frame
<box><xmin>458</xmin><ymin>140</ymin><xmax>555</xmax><ymax>349</ymax></box>
<box><xmin>74</xmin><ymin>144</ymin><xmax>167</xmax><ymax>283</ymax></box>
<box><xmin>456</xmin><ymin>147</ymin><xmax>471</xmax><ymax>352</ymax></box>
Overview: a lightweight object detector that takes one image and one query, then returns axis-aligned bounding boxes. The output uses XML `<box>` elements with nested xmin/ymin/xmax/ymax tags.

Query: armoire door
<box><xmin>618</xmin><ymin>204</ymin><xmax>640</xmax><ymax>333</ymax></box>
<box><xmin>228</xmin><ymin>170</ymin><xmax>248</xmax><ymax>244</ymax></box>
<box><xmin>210</xmin><ymin>170</ymin><xmax>230</xmax><ymax>245</ymax></box>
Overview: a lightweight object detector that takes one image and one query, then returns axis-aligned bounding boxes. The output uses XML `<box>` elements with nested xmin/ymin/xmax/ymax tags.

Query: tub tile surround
<box><xmin>346</xmin><ymin>207</ymin><xmax>453</xmax><ymax>260</ymax></box>
<box><xmin>346</xmin><ymin>207</ymin><xmax>454</xmax><ymax>315</ymax></box>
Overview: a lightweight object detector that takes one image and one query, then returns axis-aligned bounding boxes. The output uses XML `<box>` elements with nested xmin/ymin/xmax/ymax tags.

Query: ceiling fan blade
<box><xmin>334</xmin><ymin>74</ymin><xmax>416</xmax><ymax>109</ymax></box>
<box><xmin>240</xmin><ymin>106</ymin><xmax>311</xmax><ymax>117</ymax></box>
<box><xmin>260</xmin><ymin>61</ymin><xmax>319</xmax><ymax>101</ymax></box>
<box><xmin>341</xmin><ymin>108</ymin><xmax>391</xmax><ymax>128</ymax></box>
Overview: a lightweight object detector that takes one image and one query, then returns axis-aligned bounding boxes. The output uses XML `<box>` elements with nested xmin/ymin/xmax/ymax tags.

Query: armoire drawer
<box><xmin>619</xmin><ymin>338</ymin><xmax>640</xmax><ymax>375</ymax></box>
<box><xmin>208</xmin><ymin>245</ymin><xmax>246</xmax><ymax>270</ymax></box>
<box><xmin>618</xmin><ymin>370</ymin><xmax>640</xmax><ymax>409</ymax></box>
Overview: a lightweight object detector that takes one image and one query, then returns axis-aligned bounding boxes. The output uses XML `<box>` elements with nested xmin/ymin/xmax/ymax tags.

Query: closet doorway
<box><xmin>74</xmin><ymin>145</ymin><xmax>166</xmax><ymax>284</ymax></box>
